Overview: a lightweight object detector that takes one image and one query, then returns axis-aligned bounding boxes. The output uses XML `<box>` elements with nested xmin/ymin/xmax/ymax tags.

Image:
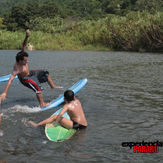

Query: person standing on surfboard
<box><xmin>28</xmin><ymin>90</ymin><xmax>88</xmax><ymax>130</ymax></box>
<box><xmin>0</xmin><ymin>29</ymin><xmax>62</xmax><ymax>108</ymax></box>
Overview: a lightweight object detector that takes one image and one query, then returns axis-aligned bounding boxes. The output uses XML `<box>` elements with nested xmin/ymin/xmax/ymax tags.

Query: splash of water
<box><xmin>0</xmin><ymin>129</ymin><xmax>3</xmax><ymax>136</ymax></box>
<box><xmin>6</xmin><ymin>105</ymin><xmax>41</xmax><ymax>113</ymax></box>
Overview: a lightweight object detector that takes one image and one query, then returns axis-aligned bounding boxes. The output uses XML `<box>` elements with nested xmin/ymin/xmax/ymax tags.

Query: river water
<box><xmin>0</xmin><ymin>50</ymin><xmax>163</xmax><ymax>162</ymax></box>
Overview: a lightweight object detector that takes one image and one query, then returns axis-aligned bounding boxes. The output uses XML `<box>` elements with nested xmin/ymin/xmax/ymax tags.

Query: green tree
<box><xmin>3</xmin><ymin>1</ymin><xmax>62</xmax><ymax>31</ymax></box>
<box><xmin>39</xmin><ymin>2</ymin><xmax>61</xmax><ymax>18</ymax></box>
<box><xmin>66</xmin><ymin>0</ymin><xmax>103</xmax><ymax>19</ymax></box>
<box><xmin>3</xmin><ymin>5</ymin><xmax>29</xmax><ymax>31</ymax></box>
<box><xmin>0</xmin><ymin>17</ymin><xmax>5</xmax><ymax>29</ymax></box>
<box><xmin>135</xmin><ymin>0</ymin><xmax>163</xmax><ymax>12</ymax></box>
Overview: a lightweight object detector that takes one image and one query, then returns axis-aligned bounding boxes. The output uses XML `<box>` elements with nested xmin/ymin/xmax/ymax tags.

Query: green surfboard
<box><xmin>45</xmin><ymin>108</ymin><xmax>76</xmax><ymax>142</ymax></box>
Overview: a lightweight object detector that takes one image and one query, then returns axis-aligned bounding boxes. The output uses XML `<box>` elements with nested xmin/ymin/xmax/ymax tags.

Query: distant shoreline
<box><xmin>0</xmin><ymin>11</ymin><xmax>162</xmax><ymax>53</ymax></box>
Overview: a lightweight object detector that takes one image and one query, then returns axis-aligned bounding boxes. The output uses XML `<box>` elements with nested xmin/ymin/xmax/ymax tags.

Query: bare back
<box><xmin>66</xmin><ymin>98</ymin><xmax>88</xmax><ymax>126</ymax></box>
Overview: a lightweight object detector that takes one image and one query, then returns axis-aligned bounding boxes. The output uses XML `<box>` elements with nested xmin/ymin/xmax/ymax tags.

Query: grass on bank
<box><xmin>0</xmin><ymin>11</ymin><xmax>162</xmax><ymax>52</ymax></box>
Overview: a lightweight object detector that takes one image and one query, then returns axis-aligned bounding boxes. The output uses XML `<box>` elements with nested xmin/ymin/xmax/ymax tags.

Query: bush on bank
<box><xmin>0</xmin><ymin>11</ymin><xmax>162</xmax><ymax>52</ymax></box>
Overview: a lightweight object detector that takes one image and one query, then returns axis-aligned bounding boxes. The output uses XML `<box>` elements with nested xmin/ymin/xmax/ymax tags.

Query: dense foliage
<box><xmin>0</xmin><ymin>0</ymin><xmax>162</xmax><ymax>52</ymax></box>
<box><xmin>1</xmin><ymin>0</ymin><xmax>162</xmax><ymax>30</ymax></box>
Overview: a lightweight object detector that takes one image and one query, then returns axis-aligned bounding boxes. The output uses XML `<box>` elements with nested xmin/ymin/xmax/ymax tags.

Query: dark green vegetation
<box><xmin>0</xmin><ymin>0</ymin><xmax>162</xmax><ymax>52</ymax></box>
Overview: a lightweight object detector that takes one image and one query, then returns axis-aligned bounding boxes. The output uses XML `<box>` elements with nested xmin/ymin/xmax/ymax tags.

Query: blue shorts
<box><xmin>19</xmin><ymin>70</ymin><xmax>49</xmax><ymax>94</ymax></box>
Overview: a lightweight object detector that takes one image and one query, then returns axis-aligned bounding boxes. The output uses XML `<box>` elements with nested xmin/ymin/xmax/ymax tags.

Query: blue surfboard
<box><xmin>0</xmin><ymin>74</ymin><xmax>18</xmax><ymax>82</ymax></box>
<box><xmin>41</xmin><ymin>78</ymin><xmax>88</xmax><ymax>111</ymax></box>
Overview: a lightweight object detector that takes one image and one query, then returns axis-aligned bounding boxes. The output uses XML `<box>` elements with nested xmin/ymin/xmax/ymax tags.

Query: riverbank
<box><xmin>0</xmin><ymin>11</ymin><xmax>162</xmax><ymax>52</ymax></box>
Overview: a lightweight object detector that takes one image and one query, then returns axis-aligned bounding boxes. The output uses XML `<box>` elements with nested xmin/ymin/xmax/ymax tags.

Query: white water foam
<box><xmin>6</xmin><ymin>105</ymin><xmax>41</xmax><ymax>113</ymax></box>
<box><xmin>0</xmin><ymin>129</ymin><xmax>3</xmax><ymax>136</ymax></box>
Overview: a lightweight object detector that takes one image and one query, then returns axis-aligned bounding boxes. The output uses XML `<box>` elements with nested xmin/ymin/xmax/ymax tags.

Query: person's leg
<box><xmin>59</xmin><ymin>117</ymin><xmax>73</xmax><ymax>129</ymax></box>
<box><xmin>36</xmin><ymin>93</ymin><xmax>49</xmax><ymax>108</ymax></box>
<box><xmin>47</xmin><ymin>75</ymin><xmax>63</xmax><ymax>89</ymax></box>
<box><xmin>46</xmin><ymin>115</ymin><xmax>74</xmax><ymax>129</ymax></box>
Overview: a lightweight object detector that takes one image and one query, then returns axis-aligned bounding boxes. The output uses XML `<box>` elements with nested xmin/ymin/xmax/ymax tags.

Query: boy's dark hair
<box><xmin>16</xmin><ymin>51</ymin><xmax>28</xmax><ymax>63</ymax></box>
<box><xmin>64</xmin><ymin>90</ymin><xmax>74</xmax><ymax>102</ymax></box>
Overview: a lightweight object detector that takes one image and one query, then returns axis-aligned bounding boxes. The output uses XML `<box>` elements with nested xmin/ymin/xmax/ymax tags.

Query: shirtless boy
<box><xmin>28</xmin><ymin>90</ymin><xmax>88</xmax><ymax>130</ymax></box>
<box><xmin>0</xmin><ymin>29</ymin><xmax>62</xmax><ymax>108</ymax></box>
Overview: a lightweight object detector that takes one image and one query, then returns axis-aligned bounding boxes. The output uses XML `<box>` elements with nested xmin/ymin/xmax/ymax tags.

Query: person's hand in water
<box><xmin>28</xmin><ymin>121</ymin><xmax>38</xmax><ymax>127</ymax></box>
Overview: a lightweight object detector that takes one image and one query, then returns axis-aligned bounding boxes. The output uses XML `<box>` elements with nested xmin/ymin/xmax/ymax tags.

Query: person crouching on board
<box><xmin>28</xmin><ymin>90</ymin><xmax>88</xmax><ymax>130</ymax></box>
<box><xmin>0</xmin><ymin>29</ymin><xmax>62</xmax><ymax>108</ymax></box>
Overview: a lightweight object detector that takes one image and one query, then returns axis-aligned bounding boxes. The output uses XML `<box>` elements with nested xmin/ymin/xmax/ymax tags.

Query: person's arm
<box><xmin>52</xmin><ymin>106</ymin><xmax>68</xmax><ymax>127</ymax></box>
<box><xmin>28</xmin><ymin>116</ymin><xmax>57</xmax><ymax>127</ymax></box>
<box><xmin>0</xmin><ymin>67</ymin><xmax>18</xmax><ymax>101</ymax></box>
<box><xmin>21</xmin><ymin>29</ymin><xmax>30</xmax><ymax>52</ymax></box>
<box><xmin>28</xmin><ymin>106</ymin><xmax>68</xmax><ymax>127</ymax></box>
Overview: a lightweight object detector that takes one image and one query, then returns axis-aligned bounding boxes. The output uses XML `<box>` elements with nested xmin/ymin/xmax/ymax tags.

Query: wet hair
<box><xmin>16</xmin><ymin>51</ymin><xmax>29</xmax><ymax>63</ymax></box>
<box><xmin>64</xmin><ymin>90</ymin><xmax>74</xmax><ymax>102</ymax></box>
